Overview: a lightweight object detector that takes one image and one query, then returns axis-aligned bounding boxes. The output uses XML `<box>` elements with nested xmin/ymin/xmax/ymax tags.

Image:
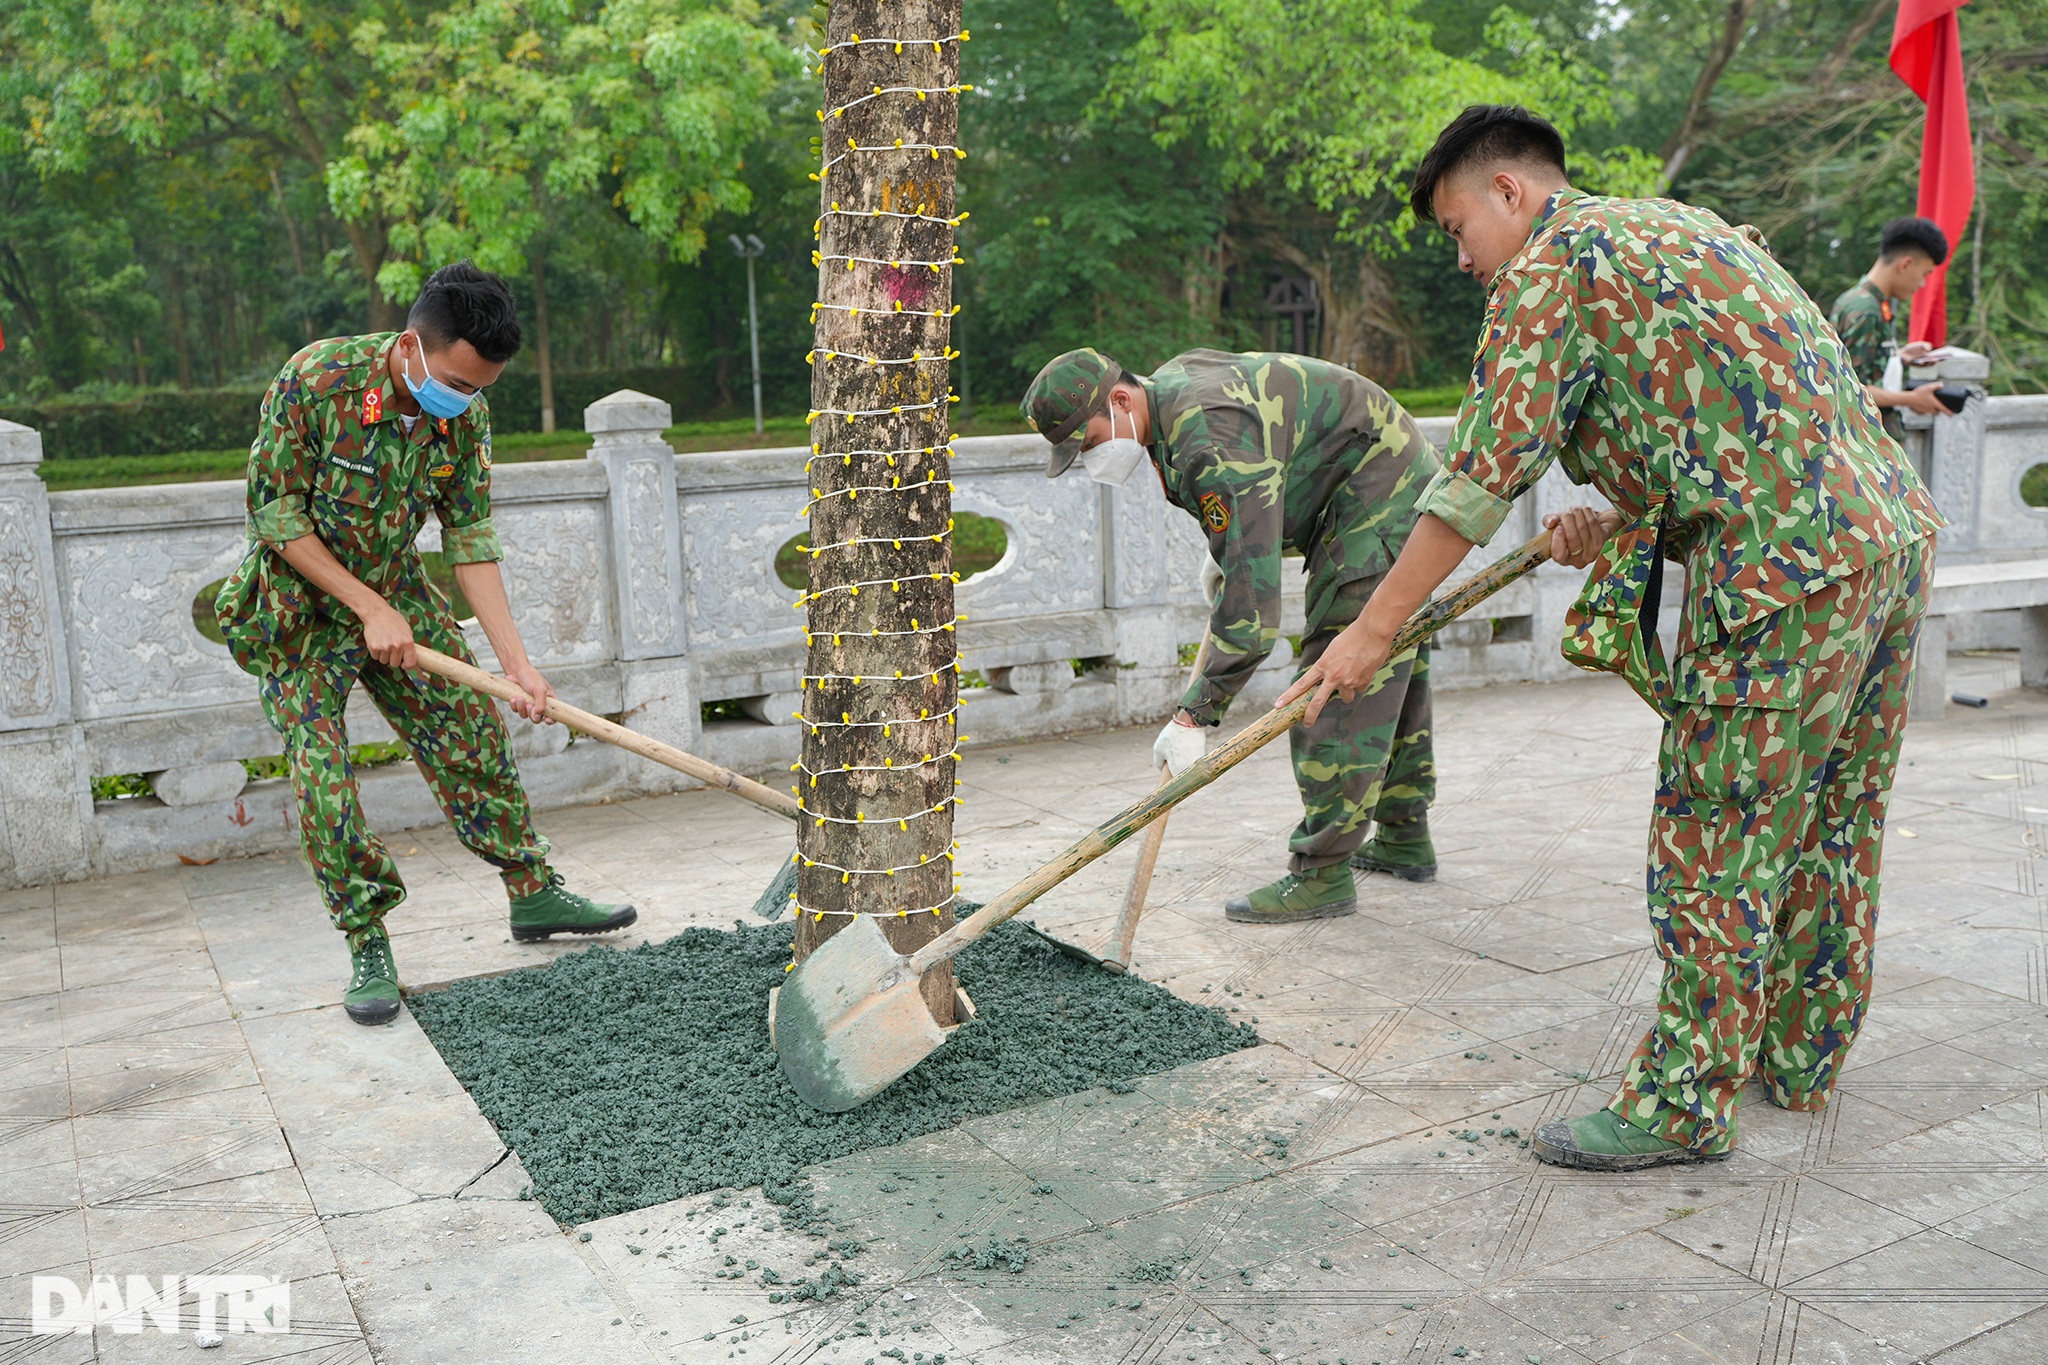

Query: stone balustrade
<box><xmin>1</xmin><ymin>357</ymin><xmax>2038</xmax><ymax>888</ymax></box>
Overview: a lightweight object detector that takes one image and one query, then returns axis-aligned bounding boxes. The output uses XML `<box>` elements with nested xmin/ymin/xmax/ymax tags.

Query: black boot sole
<box><xmin>1350</xmin><ymin>854</ymin><xmax>1437</xmax><ymax>883</ymax></box>
<box><xmin>1530</xmin><ymin>1119</ymin><xmax>1733</xmax><ymax>1171</ymax></box>
<box><xmin>344</xmin><ymin>997</ymin><xmax>403</xmax><ymax>1026</ymax></box>
<box><xmin>510</xmin><ymin>904</ymin><xmax>639</xmax><ymax>942</ymax></box>
<box><xmin>1223</xmin><ymin>896</ymin><xmax>1357</xmax><ymax>924</ymax></box>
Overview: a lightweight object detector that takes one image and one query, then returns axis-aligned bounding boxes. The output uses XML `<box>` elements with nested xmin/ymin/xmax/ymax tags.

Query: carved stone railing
<box><xmin>7</xmin><ymin>375</ymin><xmax>2038</xmax><ymax>888</ymax></box>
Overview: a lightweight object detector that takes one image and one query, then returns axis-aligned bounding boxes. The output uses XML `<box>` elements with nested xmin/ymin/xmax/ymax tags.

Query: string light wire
<box><xmin>792</xmin><ymin>21</ymin><xmax>970</xmax><ymax>937</ymax></box>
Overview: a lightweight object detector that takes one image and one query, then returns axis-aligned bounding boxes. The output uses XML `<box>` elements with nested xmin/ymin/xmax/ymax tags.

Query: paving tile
<box><xmin>1481</xmin><ymin>1232</ymin><xmax>1762</xmax><ymax>1360</ymax></box>
<box><xmin>9</xmin><ymin>658</ymin><xmax>2048</xmax><ymax>1362</ymax></box>
<box><xmin>1780</xmin><ymin>1227</ymin><xmax>2048</xmax><ymax>1359</ymax></box>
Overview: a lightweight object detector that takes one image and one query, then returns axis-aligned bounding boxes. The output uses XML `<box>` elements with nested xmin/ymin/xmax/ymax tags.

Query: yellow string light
<box><xmin>792</xmin><ymin>27</ymin><xmax>971</xmax><ymax>922</ymax></box>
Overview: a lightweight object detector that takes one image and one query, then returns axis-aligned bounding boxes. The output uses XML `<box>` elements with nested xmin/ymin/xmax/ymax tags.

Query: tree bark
<box><xmin>794</xmin><ymin>0</ymin><xmax>963</xmax><ymax>1027</ymax></box>
<box><xmin>531</xmin><ymin>253</ymin><xmax>556</xmax><ymax>433</ymax></box>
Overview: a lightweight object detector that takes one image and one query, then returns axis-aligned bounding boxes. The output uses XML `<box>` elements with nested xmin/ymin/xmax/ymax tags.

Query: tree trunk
<box><xmin>1658</xmin><ymin>0</ymin><xmax>1758</xmax><ymax>190</ymax></box>
<box><xmin>165</xmin><ymin>260</ymin><xmax>195</xmax><ymax>388</ymax></box>
<box><xmin>793</xmin><ymin>0</ymin><xmax>963</xmax><ymax>1027</ymax></box>
<box><xmin>270</xmin><ymin>167</ymin><xmax>316</xmax><ymax>343</ymax></box>
<box><xmin>531</xmin><ymin>253</ymin><xmax>557</xmax><ymax>433</ymax></box>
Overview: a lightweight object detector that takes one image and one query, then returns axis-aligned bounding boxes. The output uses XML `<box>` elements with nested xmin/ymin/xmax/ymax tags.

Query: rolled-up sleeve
<box><xmin>245</xmin><ymin>366</ymin><xmax>315</xmax><ymax>546</ymax></box>
<box><xmin>1419</xmin><ymin>265</ymin><xmax>1597</xmax><ymax>543</ymax></box>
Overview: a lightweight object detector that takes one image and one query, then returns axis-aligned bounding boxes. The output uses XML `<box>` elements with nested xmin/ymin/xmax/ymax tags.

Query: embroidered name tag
<box><xmin>328</xmin><ymin>453</ymin><xmax>376</xmax><ymax>476</ymax></box>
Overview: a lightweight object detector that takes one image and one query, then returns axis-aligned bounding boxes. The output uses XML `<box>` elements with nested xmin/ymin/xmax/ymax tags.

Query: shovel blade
<box><xmin>774</xmin><ymin>915</ymin><xmax>952</xmax><ymax>1112</ymax></box>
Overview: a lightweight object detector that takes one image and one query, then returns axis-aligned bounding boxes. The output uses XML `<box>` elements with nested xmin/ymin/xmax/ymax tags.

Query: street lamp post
<box><xmin>728</xmin><ymin>233</ymin><xmax>766</xmax><ymax>434</ymax></box>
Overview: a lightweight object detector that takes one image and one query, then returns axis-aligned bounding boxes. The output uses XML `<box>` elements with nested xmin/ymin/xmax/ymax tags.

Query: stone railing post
<box><xmin>1101</xmin><ymin>476</ymin><xmax>1185</xmax><ymax>725</ymax></box>
<box><xmin>0</xmin><ymin>419</ymin><xmax>93</xmax><ymax>885</ymax></box>
<box><xmin>584</xmin><ymin>390</ymin><xmax>698</xmax><ymax>791</ymax></box>
<box><xmin>1913</xmin><ymin>347</ymin><xmax>1992</xmax><ymax>555</ymax></box>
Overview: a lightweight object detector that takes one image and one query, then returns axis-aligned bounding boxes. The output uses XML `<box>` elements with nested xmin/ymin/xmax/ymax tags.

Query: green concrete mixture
<box><xmin>411</xmin><ymin>917</ymin><xmax>1257</xmax><ymax>1225</ymax></box>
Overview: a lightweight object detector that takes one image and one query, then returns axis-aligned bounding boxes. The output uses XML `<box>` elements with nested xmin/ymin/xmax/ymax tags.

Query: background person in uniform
<box><xmin>215</xmin><ymin>261</ymin><xmax>635</xmax><ymax>1026</ymax></box>
<box><xmin>1286</xmin><ymin>105</ymin><xmax>1944</xmax><ymax>1171</ymax></box>
<box><xmin>1026</xmin><ymin>346</ymin><xmax>1484</xmax><ymax>923</ymax></box>
<box><xmin>1828</xmin><ymin>215</ymin><xmax>1951</xmax><ymax>440</ymax></box>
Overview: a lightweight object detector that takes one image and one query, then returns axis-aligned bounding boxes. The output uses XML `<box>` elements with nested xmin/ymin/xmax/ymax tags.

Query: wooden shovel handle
<box><xmin>1104</xmin><ymin>767</ymin><xmax>1175</xmax><ymax>971</ymax></box>
<box><xmin>1103</xmin><ymin>629</ymin><xmax>1215</xmax><ymax>970</ymax></box>
<box><xmin>411</xmin><ymin>645</ymin><xmax>801</xmax><ymax>821</ymax></box>
<box><xmin>907</xmin><ymin>529</ymin><xmax>1555</xmax><ymax>976</ymax></box>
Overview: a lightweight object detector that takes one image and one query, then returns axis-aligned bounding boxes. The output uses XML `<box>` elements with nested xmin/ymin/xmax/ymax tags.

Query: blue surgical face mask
<box><xmin>401</xmin><ymin>333</ymin><xmax>475</xmax><ymax>420</ymax></box>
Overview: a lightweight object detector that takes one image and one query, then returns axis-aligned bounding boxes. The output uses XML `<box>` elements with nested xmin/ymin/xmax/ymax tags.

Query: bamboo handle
<box><xmin>1103</xmin><ymin>629</ymin><xmax>1215</xmax><ymax>970</ymax></box>
<box><xmin>411</xmin><ymin>645</ymin><xmax>801</xmax><ymax>821</ymax></box>
<box><xmin>1104</xmin><ymin>767</ymin><xmax>1174</xmax><ymax>971</ymax></box>
<box><xmin>906</xmin><ymin>529</ymin><xmax>1555</xmax><ymax>976</ymax></box>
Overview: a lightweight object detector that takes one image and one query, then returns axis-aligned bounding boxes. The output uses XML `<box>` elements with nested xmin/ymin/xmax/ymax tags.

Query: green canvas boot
<box><xmin>508</xmin><ymin>874</ymin><xmax>638</xmax><ymax>942</ymax></box>
<box><xmin>1531</xmin><ymin>1110</ymin><xmax>1731</xmax><ymax>1171</ymax></box>
<box><xmin>1350</xmin><ymin>817</ymin><xmax>1437</xmax><ymax>883</ymax></box>
<box><xmin>1223</xmin><ymin>864</ymin><xmax>1356</xmax><ymax>924</ymax></box>
<box><xmin>343</xmin><ymin>925</ymin><xmax>402</xmax><ymax>1026</ymax></box>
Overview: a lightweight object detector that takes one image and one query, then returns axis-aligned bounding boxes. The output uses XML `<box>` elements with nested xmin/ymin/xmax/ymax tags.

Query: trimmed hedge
<box><xmin>1</xmin><ymin>360</ymin><xmax>811</xmax><ymax>460</ymax></box>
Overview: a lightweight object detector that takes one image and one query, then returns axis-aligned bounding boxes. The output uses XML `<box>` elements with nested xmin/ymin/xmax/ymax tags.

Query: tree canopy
<box><xmin>2</xmin><ymin>0</ymin><xmax>2042</xmax><ymax>414</ymax></box>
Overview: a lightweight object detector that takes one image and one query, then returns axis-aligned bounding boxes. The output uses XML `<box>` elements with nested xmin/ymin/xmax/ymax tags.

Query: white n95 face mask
<box><xmin>1079</xmin><ymin>404</ymin><xmax>1147</xmax><ymax>486</ymax></box>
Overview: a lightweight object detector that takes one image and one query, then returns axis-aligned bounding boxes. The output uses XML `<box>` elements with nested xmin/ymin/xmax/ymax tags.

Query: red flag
<box><xmin>1890</xmin><ymin>0</ymin><xmax>1974</xmax><ymax>347</ymax></box>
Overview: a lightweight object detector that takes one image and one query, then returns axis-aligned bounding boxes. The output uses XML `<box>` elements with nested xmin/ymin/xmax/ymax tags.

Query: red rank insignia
<box><xmin>436</xmin><ymin>418</ymin><xmax>449</xmax><ymax>437</ymax></box>
<box><xmin>362</xmin><ymin>389</ymin><xmax>383</xmax><ymax>424</ymax></box>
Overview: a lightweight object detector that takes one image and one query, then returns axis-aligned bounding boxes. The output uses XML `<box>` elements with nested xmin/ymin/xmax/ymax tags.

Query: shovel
<box><xmin>1020</xmin><ymin>632</ymin><xmax>1214</xmax><ymax>973</ymax></box>
<box><xmin>774</xmin><ymin>529</ymin><xmax>1557</xmax><ymax>1112</ymax></box>
<box><xmin>411</xmin><ymin>646</ymin><xmax>800</xmax><ymax>821</ymax></box>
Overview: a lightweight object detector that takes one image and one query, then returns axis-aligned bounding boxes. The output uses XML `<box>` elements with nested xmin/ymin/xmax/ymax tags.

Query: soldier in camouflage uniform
<box><xmin>215</xmin><ymin>262</ymin><xmax>634</xmax><ymax>1026</ymax></box>
<box><xmin>1828</xmin><ymin>215</ymin><xmax>1953</xmax><ymax>442</ymax></box>
<box><xmin>1287</xmin><ymin>106</ymin><xmax>1946</xmax><ymax>1170</ymax></box>
<box><xmin>1021</xmin><ymin>347</ymin><xmax>1453</xmax><ymax>923</ymax></box>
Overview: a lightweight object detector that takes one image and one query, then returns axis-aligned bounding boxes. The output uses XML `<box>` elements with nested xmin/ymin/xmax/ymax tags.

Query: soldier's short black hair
<box><xmin>1879</xmin><ymin>216</ymin><xmax>1949</xmax><ymax>266</ymax></box>
<box><xmin>409</xmin><ymin>260</ymin><xmax>523</xmax><ymax>363</ymax></box>
<box><xmin>1409</xmin><ymin>105</ymin><xmax>1568</xmax><ymax>224</ymax></box>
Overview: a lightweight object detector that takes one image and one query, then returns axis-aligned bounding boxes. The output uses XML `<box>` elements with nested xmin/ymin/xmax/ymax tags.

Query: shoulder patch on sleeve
<box><xmin>1198</xmin><ymin>491</ymin><xmax>1231</xmax><ymax>534</ymax></box>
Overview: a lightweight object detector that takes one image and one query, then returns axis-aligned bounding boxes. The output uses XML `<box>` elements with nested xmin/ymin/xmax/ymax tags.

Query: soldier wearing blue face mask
<box><xmin>216</xmin><ymin>260</ymin><xmax>636</xmax><ymax>1026</ymax></box>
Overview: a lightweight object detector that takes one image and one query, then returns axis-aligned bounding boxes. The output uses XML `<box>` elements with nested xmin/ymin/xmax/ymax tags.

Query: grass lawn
<box><xmin>33</xmin><ymin>386</ymin><xmax>1462</xmax><ymax>493</ymax></box>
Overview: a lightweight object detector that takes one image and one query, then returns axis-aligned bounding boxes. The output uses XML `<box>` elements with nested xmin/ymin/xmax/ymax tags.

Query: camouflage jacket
<box><xmin>1421</xmin><ymin>189</ymin><xmax>1943</xmax><ymax>636</ymax></box>
<box><xmin>215</xmin><ymin>332</ymin><xmax>499</xmax><ymax>673</ymax></box>
<box><xmin>1830</xmin><ymin>278</ymin><xmax>1906</xmax><ymax>440</ymax></box>
<box><xmin>1144</xmin><ymin>349</ymin><xmax>1438</xmax><ymax>723</ymax></box>
<box><xmin>1829</xmin><ymin>278</ymin><xmax>1899</xmax><ymax>385</ymax></box>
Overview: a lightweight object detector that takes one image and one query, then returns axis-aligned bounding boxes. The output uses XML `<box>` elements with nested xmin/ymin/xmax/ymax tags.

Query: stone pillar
<box><xmin>1101</xmin><ymin>477</ymin><xmax>1186</xmax><ymax>725</ymax></box>
<box><xmin>0</xmin><ymin>420</ymin><xmax>92</xmax><ymax>885</ymax></box>
<box><xmin>584</xmin><ymin>390</ymin><xmax>699</xmax><ymax>791</ymax></box>
<box><xmin>1913</xmin><ymin>347</ymin><xmax>1992</xmax><ymax>554</ymax></box>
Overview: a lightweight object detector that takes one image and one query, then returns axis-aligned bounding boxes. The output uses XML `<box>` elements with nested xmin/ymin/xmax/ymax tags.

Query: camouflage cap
<box><xmin>1021</xmin><ymin>347</ymin><xmax>1120</xmax><ymax>478</ymax></box>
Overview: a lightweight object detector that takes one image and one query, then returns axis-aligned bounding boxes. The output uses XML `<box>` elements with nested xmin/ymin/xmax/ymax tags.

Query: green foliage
<box><xmin>333</xmin><ymin>0</ymin><xmax>792</xmax><ymax>302</ymax></box>
<box><xmin>91</xmin><ymin>740</ymin><xmax>409</xmax><ymax>802</ymax></box>
<box><xmin>5</xmin><ymin>0</ymin><xmax>2046</xmax><ymax>408</ymax></box>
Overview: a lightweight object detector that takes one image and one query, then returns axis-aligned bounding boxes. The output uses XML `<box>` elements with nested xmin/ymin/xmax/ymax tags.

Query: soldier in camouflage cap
<box><xmin>1027</xmin><ymin>346</ymin><xmax>1516</xmax><ymax>922</ymax></box>
<box><xmin>215</xmin><ymin>262</ymin><xmax>636</xmax><ymax>1027</ymax></box>
<box><xmin>1296</xmin><ymin>105</ymin><xmax>1946</xmax><ymax>1173</ymax></box>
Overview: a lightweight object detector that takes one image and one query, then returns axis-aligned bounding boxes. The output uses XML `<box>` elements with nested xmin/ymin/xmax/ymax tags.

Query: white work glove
<box><xmin>1200</xmin><ymin>554</ymin><xmax>1225</xmax><ymax>608</ymax></box>
<box><xmin>1153</xmin><ymin>714</ymin><xmax>1208</xmax><ymax>778</ymax></box>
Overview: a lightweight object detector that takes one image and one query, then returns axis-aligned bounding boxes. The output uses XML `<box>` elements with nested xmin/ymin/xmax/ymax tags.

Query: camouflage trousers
<box><xmin>1287</xmin><ymin>572</ymin><xmax>1435</xmax><ymax>873</ymax></box>
<box><xmin>254</xmin><ymin>594</ymin><xmax>553</xmax><ymax>946</ymax></box>
<box><xmin>1611</xmin><ymin>536</ymin><xmax>1932</xmax><ymax>1152</ymax></box>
